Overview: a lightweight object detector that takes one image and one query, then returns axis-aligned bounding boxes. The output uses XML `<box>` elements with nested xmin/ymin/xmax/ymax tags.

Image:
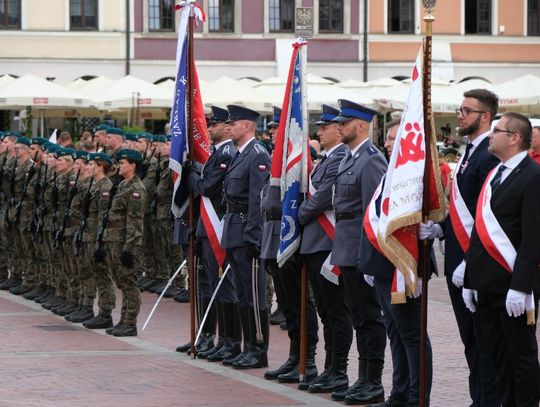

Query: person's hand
<box><xmin>505</xmin><ymin>289</ymin><xmax>527</xmax><ymax>317</ymax></box>
<box><xmin>462</xmin><ymin>288</ymin><xmax>477</xmax><ymax>313</ymax></box>
<box><xmin>452</xmin><ymin>260</ymin><xmax>466</xmax><ymax>288</ymax></box>
<box><xmin>418</xmin><ymin>220</ymin><xmax>443</xmax><ymax>240</ymax></box>
<box><xmin>364</xmin><ymin>275</ymin><xmax>374</xmax><ymax>287</ymax></box>
<box><xmin>246</xmin><ymin>244</ymin><xmax>260</xmax><ymax>259</ymax></box>
<box><xmin>120</xmin><ymin>251</ymin><xmax>134</xmax><ymax>268</ymax></box>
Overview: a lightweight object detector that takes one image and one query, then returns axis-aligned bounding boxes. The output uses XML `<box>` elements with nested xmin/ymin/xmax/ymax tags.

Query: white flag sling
<box><xmin>449</xmin><ymin>154</ymin><xmax>475</xmax><ymax>252</ymax></box>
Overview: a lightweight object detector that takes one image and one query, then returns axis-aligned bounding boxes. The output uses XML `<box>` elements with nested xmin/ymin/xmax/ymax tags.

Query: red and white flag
<box><xmin>377</xmin><ymin>45</ymin><xmax>446</xmax><ymax>304</ymax></box>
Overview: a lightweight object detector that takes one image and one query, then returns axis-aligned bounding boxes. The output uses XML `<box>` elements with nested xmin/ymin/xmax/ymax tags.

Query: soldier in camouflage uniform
<box><xmin>100</xmin><ymin>149</ymin><xmax>147</xmax><ymax>337</ymax></box>
<box><xmin>83</xmin><ymin>153</ymin><xmax>115</xmax><ymax>329</ymax></box>
<box><xmin>0</xmin><ymin>132</ymin><xmax>16</xmax><ymax>286</ymax></box>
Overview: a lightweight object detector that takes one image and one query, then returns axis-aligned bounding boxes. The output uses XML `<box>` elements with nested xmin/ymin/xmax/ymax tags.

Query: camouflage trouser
<box><xmin>156</xmin><ymin>217</ymin><xmax>185</xmax><ymax>287</ymax></box>
<box><xmin>64</xmin><ymin>236</ymin><xmax>81</xmax><ymax>304</ymax></box>
<box><xmin>44</xmin><ymin>232</ymin><xmax>66</xmax><ymax>297</ymax></box>
<box><xmin>0</xmin><ymin>215</ymin><xmax>10</xmax><ymax>280</ymax></box>
<box><xmin>141</xmin><ymin>213</ymin><xmax>164</xmax><ymax>280</ymax></box>
<box><xmin>10</xmin><ymin>222</ymin><xmax>25</xmax><ymax>280</ymax></box>
<box><xmin>106</xmin><ymin>242</ymin><xmax>140</xmax><ymax>326</ymax></box>
<box><xmin>18</xmin><ymin>225</ymin><xmax>37</xmax><ymax>288</ymax></box>
<box><xmin>72</xmin><ymin>242</ymin><xmax>97</xmax><ymax>307</ymax></box>
<box><xmin>85</xmin><ymin>242</ymin><xmax>115</xmax><ymax>315</ymax></box>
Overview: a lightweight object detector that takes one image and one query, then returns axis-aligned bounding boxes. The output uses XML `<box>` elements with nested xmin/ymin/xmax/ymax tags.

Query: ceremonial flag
<box><xmin>169</xmin><ymin>2</ymin><xmax>210</xmax><ymax>218</ymax></box>
<box><xmin>270</xmin><ymin>41</ymin><xmax>310</xmax><ymax>267</ymax></box>
<box><xmin>377</xmin><ymin>44</ymin><xmax>446</xmax><ymax>303</ymax></box>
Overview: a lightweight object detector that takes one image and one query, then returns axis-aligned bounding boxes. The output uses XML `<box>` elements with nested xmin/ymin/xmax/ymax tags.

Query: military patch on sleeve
<box><xmin>70</xmin><ymin>180</ymin><xmax>76</xmax><ymax>186</ymax></box>
<box><xmin>220</xmin><ymin>163</ymin><xmax>227</xmax><ymax>170</ymax></box>
<box><xmin>101</xmin><ymin>191</ymin><xmax>109</xmax><ymax>197</ymax></box>
<box><xmin>258</xmin><ymin>164</ymin><xmax>267</xmax><ymax>172</ymax></box>
<box><xmin>132</xmin><ymin>192</ymin><xmax>141</xmax><ymax>199</ymax></box>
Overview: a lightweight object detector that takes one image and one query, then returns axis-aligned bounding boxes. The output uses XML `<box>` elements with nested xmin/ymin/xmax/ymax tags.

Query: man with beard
<box><xmin>420</xmin><ymin>89</ymin><xmax>500</xmax><ymax>406</ymax></box>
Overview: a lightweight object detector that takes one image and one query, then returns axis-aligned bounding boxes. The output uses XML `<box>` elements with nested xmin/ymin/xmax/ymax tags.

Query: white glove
<box><xmin>364</xmin><ymin>274</ymin><xmax>375</xmax><ymax>287</ymax></box>
<box><xmin>418</xmin><ymin>220</ymin><xmax>443</xmax><ymax>240</ymax></box>
<box><xmin>462</xmin><ymin>288</ymin><xmax>477</xmax><ymax>313</ymax></box>
<box><xmin>505</xmin><ymin>289</ymin><xmax>527</xmax><ymax>317</ymax></box>
<box><xmin>452</xmin><ymin>260</ymin><xmax>466</xmax><ymax>288</ymax></box>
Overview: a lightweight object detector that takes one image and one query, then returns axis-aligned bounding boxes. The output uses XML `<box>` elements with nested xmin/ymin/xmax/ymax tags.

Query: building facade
<box><xmin>0</xmin><ymin>0</ymin><xmax>539</xmax><ymax>85</ymax></box>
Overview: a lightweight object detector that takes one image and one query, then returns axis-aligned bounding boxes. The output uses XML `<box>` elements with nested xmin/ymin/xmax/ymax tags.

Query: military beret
<box><xmin>208</xmin><ymin>106</ymin><xmax>229</xmax><ymax>125</ymax></box>
<box><xmin>6</xmin><ymin>131</ymin><xmax>22</xmax><ymax>138</ymax></box>
<box><xmin>0</xmin><ymin>131</ymin><xmax>5</xmax><ymax>140</ymax></box>
<box><xmin>316</xmin><ymin>104</ymin><xmax>340</xmax><ymax>125</ymax></box>
<box><xmin>226</xmin><ymin>105</ymin><xmax>260</xmax><ymax>123</ymax></box>
<box><xmin>55</xmin><ymin>147</ymin><xmax>76</xmax><ymax>158</ymax></box>
<box><xmin>72</xmin><ymin>150</ymin><xmax>90</xmax><ymax>161</ymax></box>
<box><xmin>30</xmin><ymin>137</ymin><xmax>49</xmax><ymax>146</ymax></box>
<box><xmin>152</xmin><ymin>135</ymin><xmax>167</xmax><ymax>143</ymax></box>
<box><xmin>166</xmin><ymin>135</ymin><xmax>172</xmax><ymax>142</ymax></box>
<box><xmin>124</xmin><ymin>132</ymin><xmax>138</xmax><ymax>142</ymax></box>
<box><xmin>15</xmin><ymin>136</ymin><xmax>31</xmax><ymax>147</ymax></box>
<box><xmin>106</xmin><ymin>127</ymin><xmax>125</xmax><ymax>137</ymax></box>
<box><xmin>137</xmin><ymin>132</ymin><xmax>154</xmax><ymax>141</ymax></box>
<box><xmin>332</xmin><ymin>99</ymin><xmax>378</xmax><ymax>123</ymax></box>
<box><xmin>46</xmin><ymin>143</ymin><xmax>60</xmax><ymax>154</ymax></box>
<box><xmin>267</xmin><ymin>106</ymin><xmax>281</xmax><ymax>128</ymax></box>
<box><xmin>93</xmin><ymin>124</ymin><xmax>109</xmax><ymax>133</ymax></box>
<box><xmin>114</xmin><ymin>148</ymin><xmax>143</xmax><ymax>164</ymax></box>
<box><xmin>89</xmin><ymin>152</ymin><xmax>112</xmax><ymax>164</ymax></box>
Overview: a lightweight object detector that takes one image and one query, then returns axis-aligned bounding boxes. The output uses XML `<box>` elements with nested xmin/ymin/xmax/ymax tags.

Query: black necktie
<box><xmin>490</xmin><ymin>165</ymin><xmax>506</xmax><ymax>190</ymax></box>
<box><xmin>459</xmin><ymin>143</ymin><xmax>473</xmax><ymax>175</ymax></box>
<box><xmin>231</xmin><ymin>151</ymin><xmax>240</xmax><ymax>166</ymax></box>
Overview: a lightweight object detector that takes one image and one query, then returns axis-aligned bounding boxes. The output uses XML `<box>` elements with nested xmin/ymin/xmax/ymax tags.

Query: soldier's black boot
<box><xmin>278</xmin><ymin>344</ymin><xmax>318</xmax><ymax>383</ymax></box>
<box><xmin>196</xmin><ymin>299</ymin><xmax>216</xmax><ymax>354</ymax></box>
<box><xmin>173</xmin><ymin>288</ymin><xmax>189</xmax><ymax>303</ymax></box>
<box><xmin>35</xmin><ymin>287</ymin><xmax>55</xmax><ymax>303</ymax></box>
<box><xmin>308</xmin><ymin>351</ymin><xmax>349</xmax><ymax>393</ymax></box>
<box><xmin>106</xmin><ymin>318</ymin><xmax>124</xmax><ymax>335</ymax></box>
<box><xmin>233</xmin><ymin>308</ymin><xmax>268</xmax><ymax>369</ymax></box>
<box><xmin>332</xmin><ymin>358</ymin><xmax>367</xmax><ymax>401</ymax></box>
<box><xmin>148</xmin><ymin>279</ymin><xmax>167</xmax><ymax>293</ymax></box>
<box><xmin>299</xmin><ymin>350</ymin><xmax>331</xmax><ymax>390</ymax></box>
<box><xmin>264</xmin><ymin>339</ymin><xmax>299</xmax><ymax>380</ymax></box>
<box><xmin>0</xmin><ymin>278</ymin><xmax>21</xmax><ymax>290</ymax></box>
<box><xmin>344</xmin><ymin>359</ymin><xmax>385</xmax><ymax>405</ymax></box>
<box><xmin>69</xmin><ymin>305</ymin><xmax>95</xmax><ymax>323</ymax></box>
<box><xmin>84</xmin><ymin>313</ymin><xmax>113</xmax><ymax>329</ymax></box>
<box><xmin>9</xmin><ymin>283</ymin><xmax>32</xmax><ymax>295</ymax></box>
<box><xmin>44</xmin><ymin>296</ymin><xmax>64</xmax><ymax>310</ymax></box>
<box><xmin>207</xmin><ymin>302</ymin><xmax>241</xmax><ymax>362</ymax></box>
<box><xmin>139</xmin><ymin>278</ymin><xmax>156</xmax><ymax>292</ymax></box>
<box><xmin>224</xmin><ymin>306</ymin><xmax>251</xmax><ymax>366</ymax></box>
<box><xmin>55</xmin><ymin>302</ymin><xmax>79</xmax><ymax>316</ymax></box>
<box><xmin>65</xmin><ymin>305</ymin><xmax>83</xmax><ymax>321</ymax></box>
<box><xmin>23</xmin><ymin>285</ymin><xmax>46</xmax><ymax>301</ymax></box>
<box><xmin>112</xmin><ymin>324</ymin><xmax>138</xmax><ymax>337</ymax></box>
<box><xmin>198</xmin><ymin>301</ymin><xmax>226</xmax><ymax>359</ymax></box>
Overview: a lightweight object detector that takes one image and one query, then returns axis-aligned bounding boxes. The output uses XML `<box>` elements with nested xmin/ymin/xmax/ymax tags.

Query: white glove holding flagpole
<box><xmin>452</xmin><ymin>260</ymin><xmax>466</xmax><ymax>288</ymax></box>
<box><xmin>418</xmin><ymin>220</ymin><xmax>443</xmax><ymax>240</ymax></box>
<box><xmin>462</xmin><ymin>288</ymin><xmax>477</xmax><ymax>313</ymax></box>
<box><xmin>505</xmin><ymin>289</ymin><xmax>527</xmax><ymax>317</ymax></box>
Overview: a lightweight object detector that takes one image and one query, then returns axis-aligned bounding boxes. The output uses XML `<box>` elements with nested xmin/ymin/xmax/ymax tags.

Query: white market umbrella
<box><xmin>203</xmin><ymin>76</ymin><xmax>273</xmax><ymax>113</ymax></box>
<box><xmin>67</xmin><ymin>76</ymin><xmax>114</xmax><ymax>96</ymax></box>
<box><xmin>495</xmin><ymin>74</ymin><xmax>540</xmax><ymax>114</ymax></box>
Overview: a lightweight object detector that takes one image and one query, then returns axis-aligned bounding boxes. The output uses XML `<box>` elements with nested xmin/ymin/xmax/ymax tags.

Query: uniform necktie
<box><xmin>230</xmin><ymin>151</ymin><xmax>240</xmax><ymax>166</ymax></box>
<box><xmin>339</xmin><ymin>152</ymin><xmax>352</xmax><ymax>172</ymax></box>
<box><xmin>490</xmin><ymin>165</ymin><xmax>506</xmax><ymax>190</ymax></box>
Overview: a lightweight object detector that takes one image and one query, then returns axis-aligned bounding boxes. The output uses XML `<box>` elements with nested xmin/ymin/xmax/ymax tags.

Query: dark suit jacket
<box><xmin>465</xmin><ymin>155</ymin><xmax>540</xmax><ymax>296</ymax></box>
<box><xmin>443</xmin><ymin>137</ymin><xmax>499</xmax><ymax>276</ymax></box>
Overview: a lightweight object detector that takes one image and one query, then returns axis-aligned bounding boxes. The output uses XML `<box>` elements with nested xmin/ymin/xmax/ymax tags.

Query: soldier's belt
<box><xmin>334</xmin><ymin>210</ymin><xmax>362</xmax><ymax>221</ymax></box>
<box><xmin>264</xmin><ymin>211</ymin><xmax>282</xmax><ymax>221</ymax></box>
<box><xmin>226</xmin><ymin>202</ymin><xmax>249</xmax><ymax>214</ymax></box>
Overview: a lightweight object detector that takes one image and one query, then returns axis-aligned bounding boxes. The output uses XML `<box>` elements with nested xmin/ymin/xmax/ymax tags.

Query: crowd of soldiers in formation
<box><xmin>0</xmin><ymin>126</ymin><xmax>187</xmax><ymax>338</ymax></box>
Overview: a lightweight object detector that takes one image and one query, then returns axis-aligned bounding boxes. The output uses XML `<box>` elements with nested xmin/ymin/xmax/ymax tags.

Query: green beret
<box><xmin>46</xmin><ymin>143</ymin><xmax>60</xmax><ymax>154</ymax></box>
<box><xmin>114</xmin><ymin>148</ymin><xmax>143</xmax><ymax>164</ymax></box>
<box><xmin>0</xmin><ymin>131</ymin><xmax>5</xmax><ymax>140</ymax></box>
<box><xmin>15</xmin><ymin>136</ymin><xmax>31</xmax><ymax>147</ymax></box>
<box><xmin>137</xmin><ymin>132</ymin><xmax>154</xmax><ymax>141</ymax></box>
<box><xmin>93</xmin><ymin>124</ymin><xmax>109</xmax><ymax>133</ymax></box>
<box><xmin>72</xmin><ymin>150</ymin><xmax>90</xmax><ymax>161</ymax></box>
<box><xmin>89</xmin><ymin>152</ymin><xmax>112</xmax><ymax>164</ymax></box>
<box><xmin>106</xmin><ymin>127</ymin><xmax>125</xmax><ymax>137</ymax></box>
<box><xmin>166</xmin><ymin>135</ymin><xmax>172</xmax><ymax>142</ymax></box>
<box><xmin>153</xmin><ymin>135</ymin><xmax>167</xmax><ymax>143</ymax></box>
<box><xmin>30</xmin><ymin>137</ymin><xmax>49</xmax><ymax>146</ymax></box>
<box><xmin>55</xmin><ymin>147</ymin><xmax>76</xmax><ymax>159</ymax></box>
<box><xmin>124</xmin><ymin>132</ymin><xmax>138</xmax><ymax>142</ymax></box>
<box><xmin>6</xmin><ymin>131</ymin><xmax>23</xmax><ymax>138</ymax></box>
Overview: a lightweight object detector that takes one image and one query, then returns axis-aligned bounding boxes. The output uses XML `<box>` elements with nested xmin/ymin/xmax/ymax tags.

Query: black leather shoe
<box><xmin>176</xmin><ymin>342</ymin><xmax>192</xmax><ymax>353</ymax></box>
<box><xmin>232</xmin><ymin>346</ymin><xmax>268</xmax><ymax>369</ymax></box>
<box><xmin>112</xmin><ymin>325</ymin><xmax>137</xmax><ymax>337</ymax></box>
<box><xmin>223</xmin><ymin>349</ymin><xmax>248</xmax><ymax>366</ymax></box>
<box><xmin>332</xmin><ymin>377</ymin><xmax>366</xmax><ymax>401</ymax></box>
<box><xmin>139</xmin><ymin>278</ymin><xmax>156</xmax><ymax>291</ymax></box>
<box><xmin>269</xmin><ymin>309</ymin><xmax>286</xmax><ymax>325</ymax></box>
<box><xmin>344</xmin><ymin>360</ymin><xmax>384</xmax><ymax>405</ymax></box>
<box><xmin>162</xmin><ymin>286</ymin><xmax>182</xmax><ymax>298</ymax></box>
<box><xmin>0</xmin><ymin>278</ymin><xmax>21</xmax><ymax>290</ymax></box>
<box><xmin>83</xmin><ymin>314</ymin><xmax>113</xmax><ymax>329</ymax></box>
<box><xmin>264</xmin><ymin>355</ymin><xmax>299</xmax><ymax>380</ymax></box>
<box><xmin>207</xmin><ymin>340</ymin><xmax>241</xmax><ymax>362</ymax></box>
<box><xmin>279</xmin><ymin>320</ymin><xmax>287</xmax><ymax>330</ymax></box>
<box><xmin>9</xmin><ymin>284</ymin><xmax>32</xmax><ymax>295</ymax></box>
<box><xmin>69</xmin><ymin>306</ymin><xmax>95</xmax><ymax>323</ymax></box>
<box><xmin>367</xmin><ymin>396</ymin><xmax>408</xmax><ymax>407</ymax></box>
<box><xmin>148</xmin><ymin>280</ymin><xmax>167</xmax><ymax>293</ymax></box>
<box><xmin>174</xmin><ymin>289</ymin><xmax>190</xmax><ymax>303</ymax></box>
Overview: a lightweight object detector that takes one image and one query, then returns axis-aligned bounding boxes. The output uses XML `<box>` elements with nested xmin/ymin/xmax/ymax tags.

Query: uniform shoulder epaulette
<box><xmin>334</xmin><ymin>150</ymin><xmax>346</xmax><ymax>157</ymax></box>
<box><xmin>253</xmin><ymin>143</ymin><xmax>266</xmax><ymax>154</ymax></box>
<box><xmin>221</xmin><ymin>144</ymin><xmax>232</xmax><ymax>155</ymax></box>
<box><xmin>368</xmin><ymin>145</ymin><xmax>379</xmax><ymax>156</ymax></box>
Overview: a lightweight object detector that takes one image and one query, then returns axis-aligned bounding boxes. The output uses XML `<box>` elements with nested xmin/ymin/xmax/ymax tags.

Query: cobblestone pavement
<box><xmin>0</xmin><ymin>266</ymin><xmax>538</xmax><ymax>406</ymax></box>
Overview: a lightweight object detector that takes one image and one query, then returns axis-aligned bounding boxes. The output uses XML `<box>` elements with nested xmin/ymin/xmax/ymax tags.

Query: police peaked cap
<box><xmin>316</xmin><ymin>104</ymin><xmax>340</xmax><ymax>125</ymax></box>
<box><xmin>89</xmin><ymin>152</ymin><xmax>112</xmax><ymax>165</ymax></box>
<box><xmin>208</xmin><ymin>106</ymin><xmax>229</xmax><ymax>124</ymax></box>
<box><xmin>267</xmin><ymin>106</ymin><xmax>281</xmax><ymax>128</ymax></box>
<box><xmin>332</xmin><ymin>99</ymin><xmax>378</xmax><ymax>123</ymax></box>
<box><xmin>106</xmin><ymin>127</ymin><xmax>125</xmax><ymax>137</ymax></box>
<box><xmin>114</xmin><ymin>148</ymin><xmax>143</xmax><ymax>164</ymax></box>
<box><xmin>15</xmin><ymin>136</ymin><xmax>31</xmax><ymax>147</ymax></box>
<box><xmin>226</xmin><ymin>105</ymin><xmax>260</xmax><ymax>123</ymax></box>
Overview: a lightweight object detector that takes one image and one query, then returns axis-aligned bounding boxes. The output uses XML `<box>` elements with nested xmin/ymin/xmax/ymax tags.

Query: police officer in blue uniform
<box><xmin>187</xmin><ymin>106</ymin><xmax>240</xmax><ymax>360</ymax></box>
<box><xmin>262</xmin><ymin>107</ymin><xmax>319</xmax><ymax>383</ymax></box>
<box><xmin>220</xmin><ymin>105</ymin><xmax>271</xmax><ymax>369</ymax></box>
<box><xmin>329</xmin><ymin>99</ymin><xmax>388</xmax><ymax>405</ymax></box>
<box><xmin>297</xmin><ymin>105</ymin><xmax>349</xmax><ymax>392</ymax></box>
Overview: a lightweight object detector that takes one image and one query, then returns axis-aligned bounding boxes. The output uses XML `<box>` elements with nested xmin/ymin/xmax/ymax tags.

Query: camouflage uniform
<box><xmin>0</xmin><ymin>155</ymin><xmax>15</xmax><ymax>283</ymax></box>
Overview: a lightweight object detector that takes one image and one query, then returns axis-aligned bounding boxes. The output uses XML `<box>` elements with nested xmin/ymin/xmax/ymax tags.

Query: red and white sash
<box><xmin>308</xmin><ymin>178</ymin><xmax>341</xmax><ymax>285</ymax></box>
<box><xmin>200</xmin><ymin>196</ymin><xmax>226</xmax><ymax>269</ymax></box>
<box><xmin>364</xmin><ymin>179</ymin><xmax>421</xmax><ymax>303</ymax></box>
<box><xmin>449</xmin><ymin>153</ymin><xmax>474</xmax><ymax>252</ymax></box>
<box><xmin>475</xmin><ymin>166</ymin><xmax>535</xmax><ymax>325</ymax></box>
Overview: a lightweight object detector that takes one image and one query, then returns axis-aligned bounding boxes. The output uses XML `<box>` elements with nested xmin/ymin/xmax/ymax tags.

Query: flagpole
<box><xmin>420</xmin><ymin>2</ymin><xmax>436</xmax><ymax>406</ymax></box>
<box><xmin>187</xmin><ymin>0</ymin><xmax>197</xmax><ymax>359</ymax></box>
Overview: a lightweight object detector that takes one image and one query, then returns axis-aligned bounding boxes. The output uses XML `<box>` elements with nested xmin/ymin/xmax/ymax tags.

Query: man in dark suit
<box><xmin>220</xmin><ymin>105</ymin><xmax>271</xmax><ymax>369</ymax></box>
<box><xmin>185</xmin><ymin>106</ymin><xmax>239</xmax><ymax>359</ymax></box>
<box><xmin>298</xmin><ymin>105</ymin><xmax>348</xmax><ymax>392</ymax></box>
<box><xmin>463</xmin><ymin>111</ymin><xmax>540</xmax><ymax>406</ymax></box>
<box><xmin>421</xmin><ymin>89</ymin><xmax>500</xmax><ymax>406</ymax></box>
<box><xmin>328</xmin><ymin>99</ymin><xmax>388</xmax><ymax>405</ymax></box>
